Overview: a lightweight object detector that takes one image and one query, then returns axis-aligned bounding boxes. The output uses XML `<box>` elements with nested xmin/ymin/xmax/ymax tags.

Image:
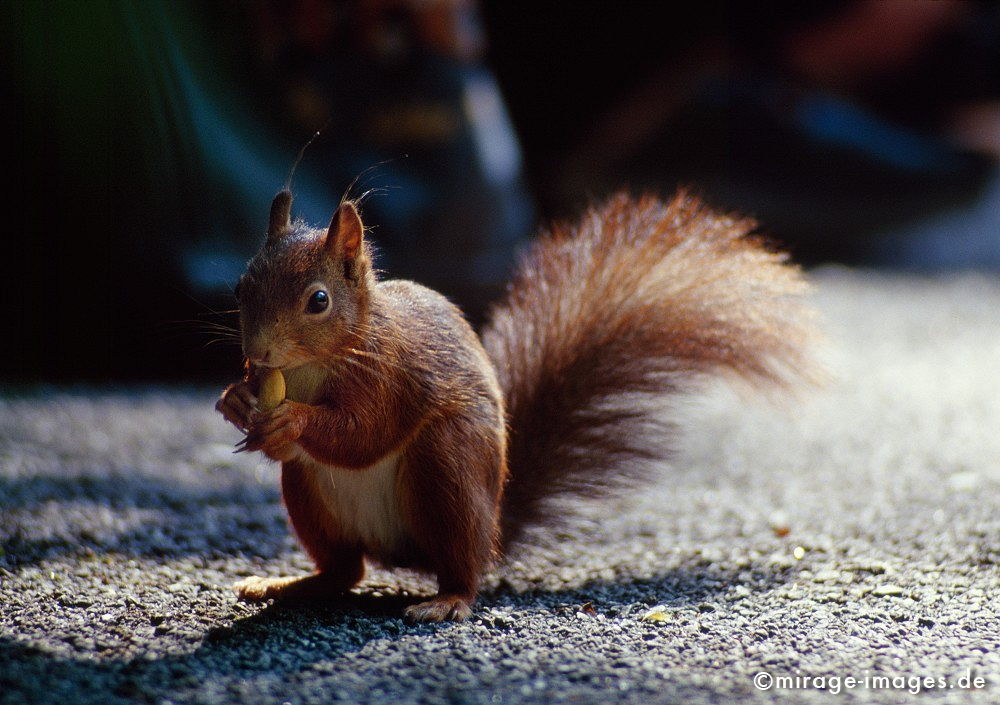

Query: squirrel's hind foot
<box><xmin>233</xmin><ymin>573</ymin><xmax>343</xmax><ymax>603</ymax></box>
<box><xmin>404</xmin><ymin>594</ymin><xmax>473</xmax><ymax>623</ymax></box>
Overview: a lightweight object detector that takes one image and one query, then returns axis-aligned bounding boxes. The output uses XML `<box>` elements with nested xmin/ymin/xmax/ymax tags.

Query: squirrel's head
<box><xmin>236</xmin><ymin>191</ymin><xmax>374</xmax><ymax>370</ymax></box>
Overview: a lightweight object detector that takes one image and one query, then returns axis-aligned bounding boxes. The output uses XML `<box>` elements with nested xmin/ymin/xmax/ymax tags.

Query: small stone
<box><xmin>947</xmin><ymin>472</ymin><xmax>979</xmax><ymax>491</ymax></box>
<box><xmin>641</xmin><ymin>606</ymin><xmax>670</xmax><ymax>623</ymax></box>
<box><xmin>812</xmin><ymin>570</ymin><xmax>841</xmax><ymax>582</ymax></box>
<box><xmin>768</xmin><ymin>510</ymin><xmax>791</xmax><ymax>537</ymax></box>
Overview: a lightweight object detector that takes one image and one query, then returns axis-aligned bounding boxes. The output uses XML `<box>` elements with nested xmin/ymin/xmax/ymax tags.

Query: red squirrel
<box><xmin>216</xmin><ymin>189</ymin><xmax>815</xmax><ymax>622</ymax></box>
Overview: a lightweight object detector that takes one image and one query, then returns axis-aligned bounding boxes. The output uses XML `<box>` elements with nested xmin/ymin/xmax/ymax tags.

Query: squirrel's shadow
<box><xmin>0</xmin><ymin>473</ymin><xmax>288</xmax><ymax>568</ymax></box>
<box><xmin>1</xmin><ymin>565</ymin><xmax>787</xmax><ymax>703</ymax></box>
<box><xmin>2</xmin><ymin>470</ymin><xmax>789</xmax><ymax>701</ymax></box>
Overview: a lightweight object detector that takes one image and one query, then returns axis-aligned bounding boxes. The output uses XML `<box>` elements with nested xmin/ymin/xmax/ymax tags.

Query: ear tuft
<box><xmin>326</xmin><ymin>201</ymin><xmax>364</xmax><ymax>261</ymax></box>
<box><xmin>267</xmin><ymin>190</ymin><xmax>293</xmax><ymax>244</ymax></box>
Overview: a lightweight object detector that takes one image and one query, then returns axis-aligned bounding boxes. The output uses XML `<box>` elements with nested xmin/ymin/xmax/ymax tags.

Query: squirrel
<box><xmin>216</xmin><ymin>189</ymin><xmax>815</xmax><ymax>622</ymax></box>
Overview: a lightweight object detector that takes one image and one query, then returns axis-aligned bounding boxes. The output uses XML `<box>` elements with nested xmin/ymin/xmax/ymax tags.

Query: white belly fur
<box><xmin>300</xmin><ymin>450</ymin><xmax>408</xmax><ymax>556</ymax></box>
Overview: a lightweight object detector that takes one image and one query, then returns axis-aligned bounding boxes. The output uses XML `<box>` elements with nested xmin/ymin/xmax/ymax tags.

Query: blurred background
<box><xmin>3</xmin><ymin>0</ymin><xmax>998</xmax><ymax>384</ymax></box>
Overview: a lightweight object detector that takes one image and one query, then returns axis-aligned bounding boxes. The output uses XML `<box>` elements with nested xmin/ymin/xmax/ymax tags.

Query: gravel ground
<box><xmin>2</xmin><ymin>269</ymin><xmax>999</xmax><ymax>705</ymax></box>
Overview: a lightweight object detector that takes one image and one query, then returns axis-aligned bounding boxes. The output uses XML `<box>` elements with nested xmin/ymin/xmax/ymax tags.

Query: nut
<box><xmin>257</xmin><ymin>368</ymin><xmax>286</xmax><ymax>412</ymax></box>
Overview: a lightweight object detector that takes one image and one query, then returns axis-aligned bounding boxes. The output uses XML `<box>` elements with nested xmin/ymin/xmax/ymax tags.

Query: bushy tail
<box><xmin>480</xmin><ymin>192</ymin><xmax>816</xmax><ymax>551</ymax></box>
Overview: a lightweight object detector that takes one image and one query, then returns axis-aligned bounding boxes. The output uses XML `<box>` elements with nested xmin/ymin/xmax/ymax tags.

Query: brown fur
<box><xmin>481</xmin><ymin>191</ymin><xmax>815</xmax><ymax>550</ymax></box>
<box><xmin>217</xmin><ymin>190</ymin><xmax>815</xmax><ymax>622</ymax></box>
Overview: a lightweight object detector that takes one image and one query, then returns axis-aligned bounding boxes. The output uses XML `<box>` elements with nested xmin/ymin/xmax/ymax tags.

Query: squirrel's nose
<box><xmin>243</xmin><ymin>336</ymin><xmax>272</xmax><ymax>365</ymax></box>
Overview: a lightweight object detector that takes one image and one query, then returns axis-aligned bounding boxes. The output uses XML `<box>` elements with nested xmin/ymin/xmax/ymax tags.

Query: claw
<box><xmin>233</xmin><ymin>436</ymin><xmax>253</xmax><ymax>453</ymax></box>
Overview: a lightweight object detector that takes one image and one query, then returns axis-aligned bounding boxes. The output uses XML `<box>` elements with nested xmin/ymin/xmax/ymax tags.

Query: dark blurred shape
<box><xmin>3</xmin><ymin>0</ymin><xmax>998</xmax><ymax>384</ymax></box>
<box><xmin>482</xmin><ymin>0</ymin><xmax>1000</xmax><ymax>266</ymax></box>
<box><xmin>240</xmin><ymin>0</ymin><xmax>534</xmax><ymax>320</ymax></box>
<box><xmin>3</xmin><ymin>0</ymin><xmax>532</xmax><ymax>383</ymax></box>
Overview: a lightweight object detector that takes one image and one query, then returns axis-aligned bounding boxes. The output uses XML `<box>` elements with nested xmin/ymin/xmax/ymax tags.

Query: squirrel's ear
<box><xmin>326</xmin><ymin>201</ymin><xmax>363</xmax><ymax>261</ymax></box>
<box><xmin>267</xmin><ymin>190</ymin><xmax>293</xmax><ymax>244</ymax></box>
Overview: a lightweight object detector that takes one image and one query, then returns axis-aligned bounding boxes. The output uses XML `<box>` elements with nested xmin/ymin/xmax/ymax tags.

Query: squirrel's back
<box><xmin>481</xmin><ymin>192</ymin><xmax>816</xmax><ymax>551</ymax></box>
<box><xmin>377</xmin><ymin>278</ymin><xmax>505</xmax><ymax>410</ymax></box>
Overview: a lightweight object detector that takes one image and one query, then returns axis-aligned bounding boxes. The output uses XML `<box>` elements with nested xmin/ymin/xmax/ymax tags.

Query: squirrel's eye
<box><xmin>306</xmin><ymin>289</ymin><xmax>329</xmax><ymax>314</ymax></box>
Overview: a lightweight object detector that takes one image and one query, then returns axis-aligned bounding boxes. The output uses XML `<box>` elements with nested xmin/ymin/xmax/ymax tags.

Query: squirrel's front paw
<box><xmin>216</xmin><ymin>382</ymin><xmax>257</xmax><ymax>432</ymax></box>
<box><xmin>245</xmin><ymin>401</ymin><xmax>308</xmax><ymax>461</ymax></box>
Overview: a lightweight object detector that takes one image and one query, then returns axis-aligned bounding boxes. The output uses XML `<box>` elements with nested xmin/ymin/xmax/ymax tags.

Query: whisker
<box><xmin>196</xmin><ymin>308</ymin><xmax>241</xmax><ymax>316</ymax></box>
<box><xmin>193</xmin><ymin>325</ymin><xmax>241</xmax><ymax>336</ymax></box>
<box><xmin>168</xmin><ymin>285</ymin><xmax>240</xmax><ymax>318</ymax></box>
<box><xmin>340</xmin><ymin>348</ymin><xmax>414</xmax><ymax>376</ymax></box>
<box><xmin>188</xmin><ymin>320</ymin><xmax>239</xmax><ymax>330</ymax></box>
<box><xmin>331</xmin><ymin>358</ymin><xmax>367</xmax><ymax>387</ymax></box>
<box><xmin>202</xmin><ymin>338</ymin><xmax>242</xmax><ymax>349</ymax></box>
<box><xmin>355</xmin><ymin>185</ymin><xmax>394</xmax><ymax>207</ymax></box>
<box><xmin>342</xmin><ymin>161</ymin><xmax>388</xmax><ymax>205</ymax></box>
